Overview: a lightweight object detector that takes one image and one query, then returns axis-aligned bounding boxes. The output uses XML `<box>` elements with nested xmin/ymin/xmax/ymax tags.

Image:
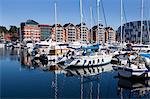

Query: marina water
<box><xmin>1</xmin><ymin>48</ymin><xmax>150</xmax><ymax>98</ymax></box>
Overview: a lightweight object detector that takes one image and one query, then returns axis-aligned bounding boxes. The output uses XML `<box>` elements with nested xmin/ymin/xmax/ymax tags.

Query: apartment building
<box><xmin>92</xmin><ymin>24</ymin><xmax>105</xmax><ymax>44</ymax></box>
<box><xmin>39</xmin><ymin>24</ymin><xmax>51</xmax><ymax>41</ymax></box>
<box><xmin>64</xmin><ymin>23</ymin><xmax>77</xmax><ymax>42</ymax></box>
<box><xmin>76</xmin><ymin>23</ymin><xmax>89</xmax><ymax>43</ymax></box>
<box><xmin>117</xmin><ymin>20</ymin><xmax>150</xmax><ymax>44</ymax></box>
<box><xmin>51</xmin><ymin>24</ymin><xmax>65</xmax><ymax>42</ymax></box>
<box><xmin>105</xmin><ymin>27</ymin><xmax>116</xmax><ymax>44</ymax></box>
<box><xmin>21</xmin><ymin>20</ymin><xmax>40</xmax><ymax>42</ymax></box>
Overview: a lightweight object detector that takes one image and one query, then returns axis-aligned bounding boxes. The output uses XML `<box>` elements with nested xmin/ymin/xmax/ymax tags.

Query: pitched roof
<box><xmin>26</xmin><ymin>19</ymin><xmax>39</xmax><ymax>25</ymax></box>
<box><xmin>63</xmin><ymin>23</ymin><xmax>75</xmax><ymax>27</ymax></box>
<box><xmin>52</xmin><ymin>24</ymin><xmax>62</xmax><ymax>27</ymax></box>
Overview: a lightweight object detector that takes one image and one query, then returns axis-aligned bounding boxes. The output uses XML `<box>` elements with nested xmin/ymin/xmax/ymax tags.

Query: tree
<box><xmin>9</xmin><ymin>26</ymin><xmax>18</xmax><ymax>33</ymax></box>
<box><xmin>0</xmin><ymin>26</ymin><xmax>8</xmax><ymax>33</ymax></box>
<box><xmin>9</xmin><ymin>26</ymin><xmax>19</xmax><ymax>41</ymax></box>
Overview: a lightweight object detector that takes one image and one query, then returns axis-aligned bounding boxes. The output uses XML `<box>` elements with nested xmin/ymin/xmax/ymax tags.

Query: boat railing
<box><xmin>72</xmin><ymin>52</ymin><xmax>105</xmax><ymax>59</ymax></box>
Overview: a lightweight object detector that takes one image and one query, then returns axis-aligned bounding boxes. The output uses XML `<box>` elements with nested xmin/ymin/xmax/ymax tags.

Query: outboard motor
<box><xmin>39</xmin><ymin>54</ymin><xmax>48</xmax><ymax>66</ymax></box>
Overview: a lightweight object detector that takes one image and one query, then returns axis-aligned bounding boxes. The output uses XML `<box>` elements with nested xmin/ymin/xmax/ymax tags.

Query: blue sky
<box><xmin>0</xmin><ymin>0</ymin><xmax>150</xmax><ymax>30</ymax></box>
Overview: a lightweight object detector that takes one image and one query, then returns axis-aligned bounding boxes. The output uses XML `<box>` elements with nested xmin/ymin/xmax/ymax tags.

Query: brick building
<box><xmin>21</xmin><ymin>20</ymin><xmax>40</xmax><ymax>43</ymax></box>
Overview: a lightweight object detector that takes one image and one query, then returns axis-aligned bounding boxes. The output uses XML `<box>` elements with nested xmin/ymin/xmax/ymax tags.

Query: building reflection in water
<box><xmin>0</xmin><ymin>47</ymin><xmax>20</xmax><ymax>61</ymax></box>
<box><xmin>117</xmin><ymin>77</ymin><xmax>150</xmax><ymax>98</ymax></box>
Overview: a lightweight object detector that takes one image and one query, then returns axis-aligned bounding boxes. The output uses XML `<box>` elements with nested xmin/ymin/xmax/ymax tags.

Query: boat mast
<box><xmin>90</xmin><ymin>0</ymin><xmax>93</xmax><ymax>44</ymax></box>
<box><xmin>55</xmin><ymin>1</ymin><xmax>57</xmax><ymax>42</ymax></box>
<box><xmin>80</xmin><ymin>0</ymin><xmax>83</xmax><ymax>43</ymax></box>
<box><xmin>120</xmin><ymin>0</ymin><xmax>123</xmax><ymax>47</ymax></box>
<box><xmin>54</xmin><ymin>1</ymin><xmax>58</xmax><ymax>99</ymax></box>
<box><xmin>19</xmin><ymin>27</ymin><xmax>22</xmax><ymax>43</ymax></box>
<box><xmin>147</xmin><ymin>1</ymin><xmax>150</xmax><ymax>44</ymax></box>
<box><xmin>147</xmin><ymin>20</ymin><xmax>150</xmax><ymax>43</ymax></box>
<box><xmin>140</xmin><ymin>0</ymin><xmax>144</xmax><ymax>44</ymax></box>
<box><xmin>149</xmin><ymin>6</ymin><xmax>150</xmax><ymax>43</ymax></box>
<box><xmin>97</xmin><ymin>0</ymin><xmax>100</xmax><ymax>44</ymax></box>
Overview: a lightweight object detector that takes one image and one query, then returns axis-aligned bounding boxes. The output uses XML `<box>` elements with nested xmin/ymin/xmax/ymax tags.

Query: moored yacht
<box><xmin>132</xmin><ymin>44</ymin><xmax>150</xmax><ymax>52</ymax></box>
<box><xmin>112</xmin><ymin>53</ymin><xmax>150</xmax><ymax>78</ymax></box>
<box><xmin>62</xmin><ymin>44</ymin><xmax>113</xmax><ymax>68</ymax></box>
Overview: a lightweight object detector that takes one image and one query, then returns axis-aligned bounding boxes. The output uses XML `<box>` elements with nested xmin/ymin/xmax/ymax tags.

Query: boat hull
<box><xmin>64</xmin><ymin>54</ymin><xmax>113</xmax><ymax>68</ymax></box>
<box><xmin>67</xmin><ymin>62</ymin><xmax>111</xmax><ymax>69</ymax></box>
<box><xmin>113</xmin><ymin>65</ymin><xmax>150</xmax><ymax>78</ymax></box>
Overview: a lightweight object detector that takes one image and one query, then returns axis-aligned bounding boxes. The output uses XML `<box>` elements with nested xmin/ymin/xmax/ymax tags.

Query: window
<box><xmin>102</xmin><ymin>59</ymin><xmax>104</xmax><ymax>62</ymax></box>
<box><xmin>98</xmin><ymin>59</ymin><xmax>100</xmax><ymax>63</ymax></box>
<box><xmin>89</xmin><ymin>61</ymin><xmax>91</xmax><ymax>64</ymax></box>
<box><xmin>93</xmin><ymin>60</ymin><xmax>95</xmax><ymax>64</ymax></box>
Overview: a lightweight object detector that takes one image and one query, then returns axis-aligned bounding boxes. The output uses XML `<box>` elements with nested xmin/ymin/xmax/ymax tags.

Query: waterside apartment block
<box><xmin>20</xmin><ymin>20</ymin><xmax>116</xmax><ymax>44</ymax></box>
<box><xmin>64</xmin><ymin>23</ymin><xmax>77</xmax><ymax>42</ymax></box>
<box><xmin>39</xmin><ymin>24</ymin><xmax>51</xmax><ymax>41</ymax></box>
<box><xmin>21</xmin><ymin>20</ymin><xmax>40</xmax><ymax>43</ymax></box>
<box><xmin>105</xmin><ymin>27</ymin><xmax>116</xmax><ymax>44</ymax></box>
<box><xmin>51</xmin><ymin>24</ymin><xmax>66</xmax><ymax>42</ymax></box>
<box><xmin>76</xmin><ymin>23</ymin><xmax>89</xmax><ymax>43</ymax></box>
<box><xmin>117</xmin><ymin>20</ymin><xmax>150</xmax><ymax>44</ymax></box>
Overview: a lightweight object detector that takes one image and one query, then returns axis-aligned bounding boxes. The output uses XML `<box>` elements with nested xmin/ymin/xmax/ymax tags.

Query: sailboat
<box><xmin>112</xmin><ymin>0</ymin><xmax>150</xmax><ymax>78</ymax></box>
<box><xmin>59</xmin><ymin>0</ymin><xmax>113</xmax><ymax>68</ymax></box>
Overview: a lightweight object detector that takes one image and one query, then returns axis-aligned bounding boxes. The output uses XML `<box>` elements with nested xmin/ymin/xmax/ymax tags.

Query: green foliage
<box><xmin>0</xmin><ymin>26</ymin><xmax>20</xmax><ymax>41</ymax></box>
<box><xmin>0</xmin><ymin>26</ymin><xmax>8</xmax><ymax>33</ymax></box>
<box><xmin>9</xmin><ymin>26</ymin><xmax>18</xmax><ymax>33</ymax></box>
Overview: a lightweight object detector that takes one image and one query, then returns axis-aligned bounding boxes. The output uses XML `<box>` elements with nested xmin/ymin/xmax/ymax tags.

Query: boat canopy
<box><xmin>81</xmin><ymin>44</ymin><xmax>100</xmax><ymax>50</ymax></box>
<box><xmin>140</xmin><ymin>53</ymin><xmax>150</xmax><ymax>58</ymax></box>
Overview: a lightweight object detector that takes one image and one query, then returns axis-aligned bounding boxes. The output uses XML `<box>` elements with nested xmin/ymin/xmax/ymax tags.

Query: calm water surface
<box><xmin>1</xmin><ymin>48</ymin><xmax>150</xmax><ymax>98</ymax></box>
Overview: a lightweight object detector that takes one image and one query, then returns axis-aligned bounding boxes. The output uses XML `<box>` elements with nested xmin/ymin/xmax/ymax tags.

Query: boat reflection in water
<box><xmin>117</xmin><ymin>78</ymin><xmax>150</xmax><ymax>98</ymax></box>
<box><xmin>61</xmin><ymin>62</ymin><xmax>113</xmax><ymax>99</ymax></box>
<box><xmin>8</xmin><ymin>48</ymin><xmax>150</xmax><ymax>98</ymax></box>
<box><xmin>20</xmin><ymin>50</ymin><xmax>112</xmax><ymax>98</ymax></box>
<box><xmin>19</xmin><ymin>49</ymin><xmax>60</xmax><ymax>70</ymax></box>
<box><xmin>63</xmin><ymin>66</ymin><xmax>114</xmax><ymax>99</ymax></box>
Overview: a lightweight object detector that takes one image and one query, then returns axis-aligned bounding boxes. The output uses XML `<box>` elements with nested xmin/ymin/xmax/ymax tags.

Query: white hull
<box><xmin>65</xmin><ymin>54</ymin><xmax>113</xmax><ymax>68</ymax></box>
<box><xmin>113</xmin><ymin>65</ymin><xmax>150</xmax><ymax>78</ymax></box>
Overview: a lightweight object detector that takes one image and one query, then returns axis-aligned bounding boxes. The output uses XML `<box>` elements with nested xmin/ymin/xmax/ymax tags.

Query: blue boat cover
<box><xmin>81</xmin><ymin>44</ymin><xmax>100</xmax><ymax>50</ymax></box>
<box><xmin>140</xmin><ymin>53</ymin><xmax>150</xmax><ymax>58</ymax></box>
